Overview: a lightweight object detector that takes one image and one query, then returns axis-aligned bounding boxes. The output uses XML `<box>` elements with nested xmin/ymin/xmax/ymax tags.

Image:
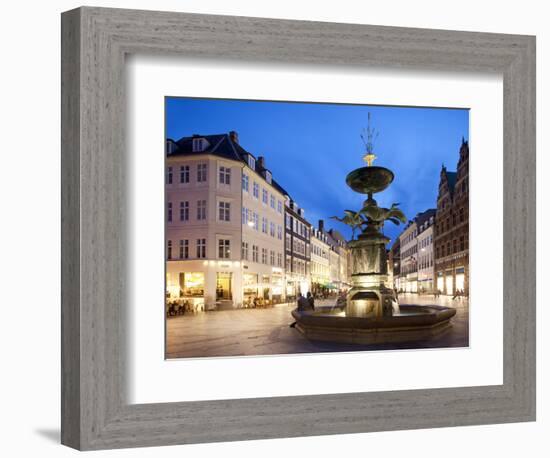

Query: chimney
<box><xmin>229</xmin><ymin>131</ymin><xmax>239</xmax><ymax>144</ymax></box>
<box><xmin>318</xmin><ymin>219</ymin><xmax>324</xmax><ymax>232</ymax></box>
<box><xmin>257</xmin><ymin>156</ymin><xmax>266</xmax><ymax>169</ymax></box>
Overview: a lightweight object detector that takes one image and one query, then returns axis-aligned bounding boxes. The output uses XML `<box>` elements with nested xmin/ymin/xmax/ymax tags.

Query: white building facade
<box><xmin>417</xmin><ymin>222</ymin><xmax>435</xmax><ymax>293</ymax></box>
<box><xmin>399</xmin><ymin>222</ymin><xmax>418</xmax><ymax>293</ymax></box>
<box><xmin>310</xmin><ymin>228</ymin><xmax>331</xmax><ymax>295</ymax></box>
<box><xmin>165</xmin><ymin>132</ymin><xmax>285</xmax><ymax>309</ymax></box>
<box><xmin>397</xmin><ymin>209</ymin><xmax>436</xmax><ymax>294</ymax></box>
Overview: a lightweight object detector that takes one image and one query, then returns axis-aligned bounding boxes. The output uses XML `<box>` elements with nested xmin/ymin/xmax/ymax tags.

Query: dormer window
<box><xmin>192</xmin><ymin>137</ymin><xmax>209</xmax><ymax>153</ymax></box>
<box><xmin>166</xmin><ymin>140</ymin><xmax>176</xmax><ymax>154</ymax></box>
<box><xmin>247</xmin><ymin>155</ymin><xmax>256</xmax><ymax>170</ymax></box>
<box><xmin>265</xmin><ymin>170</ymin><xmax>272</xmax><ymax>184</ymax></box>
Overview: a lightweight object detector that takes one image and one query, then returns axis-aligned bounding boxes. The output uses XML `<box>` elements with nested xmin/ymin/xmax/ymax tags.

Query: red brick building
<box><xmin>434</xmin><ymin>139</ymin><xmax>469</xmax><ymax>295</ymax></box>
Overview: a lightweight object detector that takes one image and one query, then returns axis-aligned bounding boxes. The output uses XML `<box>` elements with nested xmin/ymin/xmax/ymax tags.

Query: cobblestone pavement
<box><xmin>166</xmin><ymin>293</ymin><xmax>469</xmax><ymax>359</ymax></box>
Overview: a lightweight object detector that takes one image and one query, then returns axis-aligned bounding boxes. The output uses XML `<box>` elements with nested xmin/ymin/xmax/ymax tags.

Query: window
<box><xmin>277</xmin><ymin>253</ymin><xmax>283</xmax><ymax>267</ymax></box>
<box><xmin>242</xmin><ymin>173</ymin><xmax>249</xmax><ymax>192</ymax></box>
<box><xmin>180</xmin><ymin>272</ymin><xmax>205</xmax><ymax>297</ymax></box>
<box><xmin>252</xmin><ymin>245</ymin><xmax>259</xmax><ymax>262</ymax></box>
<box><xmin>460</xmin><ymin>236</ymin><xmax>465</xmax><ymax>251</ymax></box>
<box><xmin>180</xmin><ymin>165</ymin><xmax>189</xmax><ymax>183</ymax></box>
<box><xmin>270</xmin><ymin>250</ymin><xmax>275</xmax><ymax>266</ymax></box>
<box><xmin>459</xmin><ymin>207</ymin><xmax>464</xmax><ymax>222</ymax></box>
<box><xmin>285</xmin><ymin>234</ymin><xmax>291</xmax><ymax>251</ymax></box>
<box><xmin>166</xmin><ymin>140</ymin><xmax>175</xmax><ymax>154</ymax></box>
<box><xmin>265</xmin><ymin>170</ymin><xmax>272</xmax><ymax>184</ymax></box>
<box><xmin>192</xmin><ymin>137</ymin><xmax>209</xmax><ymax>152</ymax></box>
<box><xmin>167</xmin><ymin>202</ymin><xmax>172</xmax><ymax>222</ymax></box>
<box><xmin>166</xmin><ymin>166</ymin><xmax>173</xmax><ymax>184</ymax></box>
<box><xmin>252</xmin><ymin>212</ymin><xmax>259</xmax><ymax>230</ymax></box>
<box><xmin>197</xmin><ymin>200</ymin><xmax>206</xmax><ymax>220</ymax></box>
<box><xmin>218</xmin><ymin>201</ymin><xmax>231</xmax><ymax>221</ymax></box>
<box><xmin>179</xmin><ymin>201</ymin><xmax>189</xmax><ymax>221</ymax></box>
<box><xmin>453</xmin><ymin>239</ymin><xmax>458</xmax><ymax>253</ymax></box>
<box><xmin>262</xmin><ymin>217</ymin><xmax>268</xmax><ymax>234</ymax></box>
<box><xmin>219</xmin><ymin>166</ymin><xmax>231</xmax><ymax>185</ymax></box>
<box><xmin>248</xmin><ymin>155</ymin><xmax>256</xmax><ymax>170</ymax></box>
<box><xmin>277</xmin><ymin>200</ymin><xmax>283</xmax><ymax>214</ymax></box>
<box><xmin>253</xmin><ymin>182</ymin><xmax>259</xmax><ymax>199</ymax></box>
<box><xmin>286</xmin><ymin>215</ymin><xmax>292</xmax><ymax>230</ymax></box>
<box><xmin>242</xmin><ymin>241</ymin><xmax>249</xmax><ymax>260</ymax></box>
<box><xmin>262</xmin><ymin>189</ymin><xmax>268</xmax><ymax>204</ymax></box>
<box><xmin>261</xmin><ymin>248</ymin><xmax>268</xmax><ymax>264</ymax></box>
<box><xmin>196</xmin><ymin>239</ymin><xmax>206</xmax><ymax>258</ymax></box>
<box><xmin>242</xmin><ymin>207</ymin><xmax>249</xmax><ymax>225</ymax></box>
<box><xmin>277</xmin><ymin>225</ymin><xmax>283</xmax><ymax>240</ymax></box>
<box><xmin>179</xmin><ymin>239</ymin><xmax>189</xmax><ymax>259</ymax></box>
<box><xmin>218</xmin><ymin>239</ymin><xmax>231</xmax><ymax>259</ymax></box>
<box><xmin>197</xmin><ymin>163</ymin><xmax>207</xmax><ymax>182</ymax></box>
<box><xmin>270</xmin><ymin>222</ymin><xmax>275</xmax><ymax>237</ymax></box>
<box><xmin>270</xmin><ymin>194</ymin><xmax>276</xmax><ymax>209</ymax></box>
<box><xmin>167</xmin><ymin>240</ymin><xmax>172</xmax><ymax>259</ymax></box>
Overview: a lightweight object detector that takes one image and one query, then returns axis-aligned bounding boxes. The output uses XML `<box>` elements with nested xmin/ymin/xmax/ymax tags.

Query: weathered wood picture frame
<box><xmin>61</xmin><ymin>6</ymin><xmax>536</xmax><ymax>450</ymax></box>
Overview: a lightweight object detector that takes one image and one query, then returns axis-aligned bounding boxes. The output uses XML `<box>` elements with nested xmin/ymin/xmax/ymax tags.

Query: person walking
<box><xmin>289</xmin><ymin>293</ymin><xmax>310</xmax><ymax>328</ymax></box>
<box><xmin>307</xmin><ymin>291</ymin><xmax>315</xmax><ymax>310</ymax></box>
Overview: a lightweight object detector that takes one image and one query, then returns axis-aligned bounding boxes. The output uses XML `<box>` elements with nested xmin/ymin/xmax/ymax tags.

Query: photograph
<box><xmin>164</xmin><ymin>97</ymin><xmax>470</xmax><ymax>359</ymax></box>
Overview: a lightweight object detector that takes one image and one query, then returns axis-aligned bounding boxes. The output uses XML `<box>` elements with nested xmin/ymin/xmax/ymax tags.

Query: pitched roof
<box><xmin>168</xmin><ymin>133</ymin><xmax>243</xmax><ymax>162</ymax></box>
<box><xmin>414</xmin><ymin>208</ymin><xmax>436</xmax><ymax>229</ymax></box>
<box><xmin>167</xmin><ymin>132</ymin><xmax>293</xmax><ymax>199</ymax></box>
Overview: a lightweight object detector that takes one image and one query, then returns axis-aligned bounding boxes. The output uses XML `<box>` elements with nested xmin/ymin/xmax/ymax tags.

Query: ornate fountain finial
<box><xmin>360</xmin><ymin>112</ymin><xmax>379</xmax><ymax>167</ymax></box>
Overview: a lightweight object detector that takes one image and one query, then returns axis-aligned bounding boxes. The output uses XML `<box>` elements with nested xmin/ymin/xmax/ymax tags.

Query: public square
<box><xmin>166</xmin><ymin>293</ymin><xmax>469</xmax><ymax>359</ymax></box>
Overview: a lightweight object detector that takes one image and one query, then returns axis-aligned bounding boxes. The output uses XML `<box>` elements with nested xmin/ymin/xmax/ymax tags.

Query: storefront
<box><xmin>178</xmin><ymin>272</ymin><xmax>205</xmax><ymax>297</ymax></box>
<box><xmin>271</xmin><ymin>270</ymin><xmax>284</xmax><ymax>303</ymax></box>
<box><xmin>405</xmin><ymin>273</ymin><xmax>418</xmax><ymax>293</ymax></box>
<box><xmin>455</xmin><ymin>267</ymin><xmax>465</xmax><ymax>292</ymax></box>
<box><xmin>243</xmin><ymin>273</ymin><xmax>259</xmax><ymax>306</ymax></box>
<box><xmin>215</xmin><ymin>271</ymin><xmax>233</xmax><ymax>300</ymax></box>
<box><xmin>436</xmin><ymin>271</ymin><xmax>444</xmax><ymax>293</ymax></box>
<box><xmin>445</xmin><ymin>269</ymin><xmax>453</xmax><ymax>295</ymax></box>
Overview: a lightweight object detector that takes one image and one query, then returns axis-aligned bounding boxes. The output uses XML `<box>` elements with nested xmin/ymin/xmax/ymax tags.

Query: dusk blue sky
<box><xmin>166</xmin><ymin>97</ymin><xmax>469</xmax><ymax>244</ymax></box>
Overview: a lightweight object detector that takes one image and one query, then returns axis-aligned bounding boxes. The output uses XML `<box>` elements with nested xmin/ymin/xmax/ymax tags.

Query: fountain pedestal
<box><xmin>347</xmin><ymin>233</ymin><xmax>394</xmax><ymax>318</ymax></box>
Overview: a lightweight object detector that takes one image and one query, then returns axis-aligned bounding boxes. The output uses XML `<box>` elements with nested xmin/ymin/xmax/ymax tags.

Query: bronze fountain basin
<box><xmin>345</xmin><ymin>166</ymin><xmax>394</xmax><ymax>194</ymax></box>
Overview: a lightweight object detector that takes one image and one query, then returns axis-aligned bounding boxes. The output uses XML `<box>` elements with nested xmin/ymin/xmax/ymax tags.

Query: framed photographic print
<box><xmin>61</xmin><ymin>6</ymin><xmax>535</xmax><ymax>450</ymax></box>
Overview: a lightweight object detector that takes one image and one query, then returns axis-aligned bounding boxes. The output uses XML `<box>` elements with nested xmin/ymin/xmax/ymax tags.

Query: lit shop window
<box><xmin>243</xmin><ymin>273</ymin><xmax>258</xmax><ymax>299</ymax></box>
<box><xmin>178</xmin><ymin>272</ymin><xmax>205</xmax><ymax>297</ymax></box>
